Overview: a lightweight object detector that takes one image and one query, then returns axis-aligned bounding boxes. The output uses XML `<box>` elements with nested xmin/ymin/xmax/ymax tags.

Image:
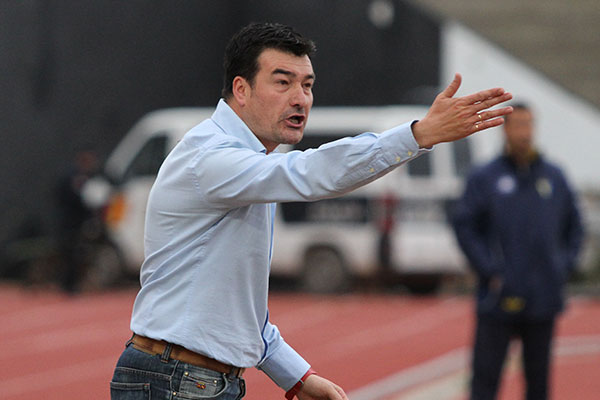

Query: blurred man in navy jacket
<box><xmin>452</xmin><ymin>103</ymin><xmax>584</xmax><ymax>400</ymax></box>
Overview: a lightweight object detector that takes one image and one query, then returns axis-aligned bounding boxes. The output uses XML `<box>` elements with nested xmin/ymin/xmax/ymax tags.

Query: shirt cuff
<box><xmin>378</xmin><ymin>121</ymin><xmax>433</xmax><ymax>166</ymax></box>
<box><xmin>257</xmin><ymin>341</ymin><xmax>311</xmax><ymax>391</ymax></box>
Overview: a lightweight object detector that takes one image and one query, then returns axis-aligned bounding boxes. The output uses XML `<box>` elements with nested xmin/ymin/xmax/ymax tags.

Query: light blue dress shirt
<box><xmin>130</xmin><ymin>99</ymin><xmax>428</xmax><ymax>391</ymax></box>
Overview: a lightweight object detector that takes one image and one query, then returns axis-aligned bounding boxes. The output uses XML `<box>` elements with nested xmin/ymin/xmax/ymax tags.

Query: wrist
<box><xmin>284</xmin><ymin>368</ymin><xmax>317</xmax><ymax>400</ymax></box>
<box><xmin>411</xmin><ymin>120</ymin><xmax>435</xmax><ymax>149</ymax></box>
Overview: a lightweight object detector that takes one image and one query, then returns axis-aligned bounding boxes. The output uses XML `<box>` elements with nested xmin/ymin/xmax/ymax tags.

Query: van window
<box><xmin>123</xmin><ymin>134</ymin><xmax>168</xmax><ymax>181</ymax></box>
<box><xmin>451</xmin><ymin>138</ymin><xmax>472</xmax><ymax>177</ymax></box>
<box><xmin>281</xmin><ymin>197</ymin><xmax>371</xmax><ymax>224</ymax></box>
<box><xmin>407</xmin><ymin>152</ymin><xmax>432</xmax><ymax>177</ymax></box>
<box><xmin>398</xmin><ymin>198</ymin><xmax>447</xmax><ymax>222</ymax></box>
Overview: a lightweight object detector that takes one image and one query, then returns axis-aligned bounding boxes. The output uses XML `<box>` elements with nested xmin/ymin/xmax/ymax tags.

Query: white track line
<box><xmin>349</xmin><ymin>347</ymin><xmax>469</xmax><ymax>400</ymax></box>
<box><xmin>349</xmin><ymin>334</ymin><xmax>600</xmax><ymax>400</ymax></box>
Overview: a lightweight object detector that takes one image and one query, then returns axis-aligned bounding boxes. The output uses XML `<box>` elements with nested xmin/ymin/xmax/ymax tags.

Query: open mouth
<box><xmin>286</xmin><ymin>114</ymin><xmax>305</xmax><ymax>127</ymax></box>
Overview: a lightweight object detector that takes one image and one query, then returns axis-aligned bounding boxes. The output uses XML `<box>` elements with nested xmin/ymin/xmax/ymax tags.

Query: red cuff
<box><xmin>284</xmin><ymin>368</ymin><xmax>317</xmax><ymax>400</ymax></box>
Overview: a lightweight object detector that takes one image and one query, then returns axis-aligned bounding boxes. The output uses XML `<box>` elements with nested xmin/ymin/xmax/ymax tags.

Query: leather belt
<box><xmin>130</xmin><ymin>334</ymin><xmax>244</xmax><ymax>377</ymax></box>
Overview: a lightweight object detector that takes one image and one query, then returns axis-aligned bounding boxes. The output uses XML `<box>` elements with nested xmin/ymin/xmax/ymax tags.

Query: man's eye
<box><xmin>277</xmin><ymin>80</ymin><xmax>289</xmax><ymax>86</ymax></box>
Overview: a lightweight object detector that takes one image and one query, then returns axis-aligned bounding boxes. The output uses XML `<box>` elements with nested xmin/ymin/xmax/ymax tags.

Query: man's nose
<box><xmin>289</xmin><ymin>84</ymin><xmax>312</xmax><ymax>108</ymax></box>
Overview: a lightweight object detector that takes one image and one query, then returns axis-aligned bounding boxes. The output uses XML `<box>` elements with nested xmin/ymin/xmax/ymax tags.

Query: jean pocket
<box><xmin>177</xmin><ymin>366</ymin><xmax>228</xmax><ymax>399</ymax></box>
<box><xmin>110</xmin><ymin>382</ymin><xmax>150</xmax><ymax>399</ymax></box>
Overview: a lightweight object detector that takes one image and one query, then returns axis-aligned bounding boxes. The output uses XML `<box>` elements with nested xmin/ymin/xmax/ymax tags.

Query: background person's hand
<box><xmin>297</xmin><ymin>374</ymin><xmax>348</xmax><ymax>400</ymax></box>
<box><xmin>412</xmin><ymin>73</ymin><xmax>513</xmax><ymax>148</ymax></box>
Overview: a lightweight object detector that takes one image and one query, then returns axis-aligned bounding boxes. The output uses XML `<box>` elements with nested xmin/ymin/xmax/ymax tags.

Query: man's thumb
<box><xmin>441</xmin><ymin>73</ymin><xmax>462</xmax><ymax>98</ymax></box>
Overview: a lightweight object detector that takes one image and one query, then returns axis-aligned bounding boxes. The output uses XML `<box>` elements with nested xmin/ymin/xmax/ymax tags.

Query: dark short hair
<box><xmin>221</xmin><ymin>22</ymin><xmax>316</xmax><ymax>99</ymax></box>
<box><xmin>504</xmin><ymin>102</ymin><xmax>531</xmax><ymax>122</ymax></box>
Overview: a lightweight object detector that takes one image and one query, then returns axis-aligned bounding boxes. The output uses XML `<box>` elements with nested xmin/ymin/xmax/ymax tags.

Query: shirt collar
<box><xmin>211</xmin><ymin>99</ymin><xmax>267</xmax><ymax>154</ymax></box>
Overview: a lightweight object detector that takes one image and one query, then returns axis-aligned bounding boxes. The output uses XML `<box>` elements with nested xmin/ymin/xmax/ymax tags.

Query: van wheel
<box><xmin>302</xmin><ymin>247</ymin><xmax>350</xmax><ymax>294</ymax></box>
<box><xmin>403</xmin><ymin>274</ymin><xmax>443</xmax><ymax>295</ymax></box>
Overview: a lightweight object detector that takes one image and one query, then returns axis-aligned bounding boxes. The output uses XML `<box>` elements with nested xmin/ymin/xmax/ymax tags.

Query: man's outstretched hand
<box><xmin>412</xmin><ymin>73</ymin><xmax>513</xmax><ymax>148</ymax></box>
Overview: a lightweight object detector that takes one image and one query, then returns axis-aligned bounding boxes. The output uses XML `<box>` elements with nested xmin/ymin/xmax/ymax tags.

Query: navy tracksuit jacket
<box><xmin>452</xmin><ymin>154</ymin><xmax>584</xmax><ymax>320</ymax></box>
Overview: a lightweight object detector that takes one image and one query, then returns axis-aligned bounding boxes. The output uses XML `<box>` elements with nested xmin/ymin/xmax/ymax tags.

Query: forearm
<box><xmin>200</xmin><ymin>122</ymin><xmax>427</xmax><ymax>206</ymax></box>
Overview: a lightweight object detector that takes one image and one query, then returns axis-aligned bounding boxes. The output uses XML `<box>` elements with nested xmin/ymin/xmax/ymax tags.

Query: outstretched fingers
<box><xmin>473</xmin><ymin>117</ymin><xmax>505</xmax><ymax>133</ymax></box>
<box><xmin>413</xmin><ymin>75</ymin><xmax>514</xmax><ymax>146</ymax></box>
<box><xmin>475</xmin><ymin>106</ymin><xmax>514</xmax><ymax>124</ymax></box>
<box><xmin>472</xmin><ymin>106</ymin><xmax>513</xmax><ymax>132</ymax></box>
<box><xmin>462</xmin><ymin>87</ymin><xmax>510</xmax><ymax>107</ymax></box>
<box><xmin>474</xmin><ymin>92</ymin><xmax>513</xmax><ymax>113</ymax></box>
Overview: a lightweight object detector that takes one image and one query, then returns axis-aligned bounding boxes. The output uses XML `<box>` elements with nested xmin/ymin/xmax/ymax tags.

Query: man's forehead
<box><xmin>258</xmin><ymin>48</ymin><xmax>314</xmax><ymax>77</ymax></box>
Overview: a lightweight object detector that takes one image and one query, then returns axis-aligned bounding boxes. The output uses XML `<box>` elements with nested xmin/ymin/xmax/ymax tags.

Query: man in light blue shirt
<box><xmin>111</xmin><ymin>22</ymin><xmax>513</xmax><ymax>400</ymax></box>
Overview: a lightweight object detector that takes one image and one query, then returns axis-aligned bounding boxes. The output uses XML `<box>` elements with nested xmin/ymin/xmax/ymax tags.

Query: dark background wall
<box><xmin>0</xmin><ymin>0</ymin><xmax>439</xmax><ymax>243</ymax></box>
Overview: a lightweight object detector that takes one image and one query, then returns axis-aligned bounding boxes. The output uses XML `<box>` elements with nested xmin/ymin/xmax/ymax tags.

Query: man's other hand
<box><xmin>297</xmin><ymin>374</ymin><xmax>348</xmax><ymax>400</ymax></box>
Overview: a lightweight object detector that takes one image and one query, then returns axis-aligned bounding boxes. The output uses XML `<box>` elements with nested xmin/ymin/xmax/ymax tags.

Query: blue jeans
<box><xmin>111</xmin><ymin>343</ymin><xmax>246</xmax><ymax>399</ymax></box>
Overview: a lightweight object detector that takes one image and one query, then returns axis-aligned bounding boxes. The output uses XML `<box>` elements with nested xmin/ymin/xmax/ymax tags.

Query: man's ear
<box><xmin>232</xmin><ymin>76</ymin><xmax>249</xmax><ymax>106</ymax></box>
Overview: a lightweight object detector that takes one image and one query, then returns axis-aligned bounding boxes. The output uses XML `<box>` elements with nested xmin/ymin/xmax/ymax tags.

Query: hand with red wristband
<box><xmin>285</xmin><ymin>368</ymin><xmax>348</xmax><ymax>400</ymax></box>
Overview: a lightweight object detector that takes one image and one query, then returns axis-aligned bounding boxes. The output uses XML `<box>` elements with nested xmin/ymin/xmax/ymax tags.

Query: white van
<box><xmin>94</xmin><ymin>105</ymin><xmax>471</xmax><ymax>293</ymax></box>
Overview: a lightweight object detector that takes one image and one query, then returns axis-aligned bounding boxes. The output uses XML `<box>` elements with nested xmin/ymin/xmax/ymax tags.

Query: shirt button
<box><xmin>396</xmin><ymin>156</ymin><xmax>401</xmax><ymax>162</ymax></box>
<box><xmin>184</xmin><ymin>372</ymin><xmax>189</xmax><ymax>376</ymax></box>
<box><xmin>369</xmin><ymin>167</ymin><xmax>375</xmax><ymax>173</ymax></box>
<box><xmin>407</xmin><ymin>150</ymin><xmax>413</xmax><ymax>157</ymax></box>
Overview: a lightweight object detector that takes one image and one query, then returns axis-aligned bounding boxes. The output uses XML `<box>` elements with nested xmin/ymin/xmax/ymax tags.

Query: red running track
<box><xmin>0</xmin><ymin>283</ymin><xmax>598</xmax><ymax>399</ymax></box>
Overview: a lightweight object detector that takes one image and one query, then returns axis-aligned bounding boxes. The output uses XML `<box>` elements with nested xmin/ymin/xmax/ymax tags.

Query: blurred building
<box><xmin>0</xmin><ymin>0</ymin><xmax>441</xmax><ymax>247</ymax></box>
<box><xmin>0</xmin><ymin>0</ymin><xmax>598</xmax><ymax>259</ymax></box>
<box><xmin>408</xmin><ymin>0</ymin><xmax>600</xmax><ymax>109</ymax></box>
